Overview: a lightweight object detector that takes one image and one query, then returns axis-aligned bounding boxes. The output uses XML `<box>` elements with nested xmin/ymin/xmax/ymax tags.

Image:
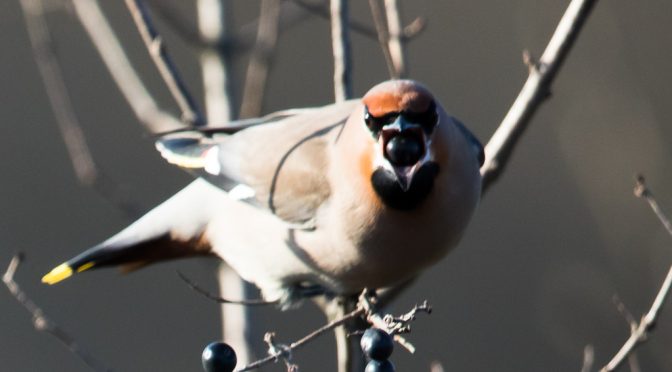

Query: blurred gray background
<box><xmin>2</xmin><ymin>1</ymin><xmax>672</xmax><ymax>371</ymax></box>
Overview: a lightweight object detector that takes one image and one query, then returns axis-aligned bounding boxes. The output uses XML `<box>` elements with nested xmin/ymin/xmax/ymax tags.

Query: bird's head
<box><xmin>358</xmin><ymin>80</ymin><xmax>443</xmax><ymax>210</ymax></box>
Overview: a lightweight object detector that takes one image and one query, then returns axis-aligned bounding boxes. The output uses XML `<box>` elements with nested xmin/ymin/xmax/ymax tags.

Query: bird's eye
<box><xmin>403</xmin><ymin>101</ymin><xmax>438</xmax><ymax>132</ymax></box>
<box><xmin>364</xmin><ymin>108</ymin><xmax>398</xmax><ymax>136</ymax></box>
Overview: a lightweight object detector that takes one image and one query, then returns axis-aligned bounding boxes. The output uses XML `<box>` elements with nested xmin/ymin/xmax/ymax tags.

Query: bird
<box><xmin>42</xmin><ymin>80</ymin><xmax>484</xmax><ymax>307</ymax></box>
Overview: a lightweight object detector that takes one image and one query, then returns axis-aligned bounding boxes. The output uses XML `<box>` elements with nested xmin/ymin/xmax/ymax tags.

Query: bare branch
<box><xmin>480</xmin><ymin>0</ymin><xmax>599</xmax><ymax>193</ymax></box>
<box><xmin>599</xmin><ymin>176</ymin><xmax>672</xmax><ymax>371</ymax></box>
<box><xmin>239</xmin><ymin>0</ymin><xmax>282</xmax><ymax>119</ymax></box>
<box><xmin>198</xmin><ymin>0</ymin><xmax>234</xmax><ymax>123</ymax></box>
<box><xmin>368</xmin><ymin>0</ymin><xmax>396</xmax><ymax>78</ymax></box>
<box><xmin>330</xmin><ymin>0</ymin><xmax>352</xmax><ymax>102</ymax></box>
<box><xmin>290</xmin><ymin>0</ymin><xmax>426</xmax><ymax>42</ymax></box>
<box><xmin>70</xmin><ymin>0</ymin><xmax>183</xmax><ymax>133</ymax></box>
<box><xmin>580</xmin><ymin>345</ymin><xmax>594</xmax><ymax>372</ymax></box>
<box><xmin>383</xmin><ymin>0</ymin><xmax>406</xmax><ymax>78</ymax></box>
<box><xmin>20</xmin><ymin>0</ymin><xmax>142</xmax><ymax>217</ymax></box>
<box><xmin>177</xmin><ymin>271</ymin><xmax>276</xmax><ymax>306</ymax></box>
<box><xmin>124</xmin><ymin>0</ymin><xmax>205</xmax><ymax>126</ymax></box>
<box><xmin>237</xmin><ymin>305</ymin><xmax>365</xmax><ymax>371</ymax></box>
<box><xmin>3</xmin><ymin>254</ymin><xmax>111</xmax><ymax>372</ymax></box>
<box><xmin>237</xmin><ymin>290</ymin><xmax>429</xmax><ymax>371</ymax></box>
<box><xmin>20</xmin><ymin>0</ymin><xmax>96</xmax><ymax>185</ymax></box>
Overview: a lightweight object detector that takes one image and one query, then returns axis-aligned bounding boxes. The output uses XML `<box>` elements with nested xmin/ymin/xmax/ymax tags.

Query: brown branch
<box><xmin>480</xmin><ymin>0</ymin><xmax>599</xmax><ymax>193</ymax></box>
<box><xmin>330</xmin><ymin>0</ymin><xmax>352</xmax><ymax>102</ymax></box>
<box><xmin>239</xmin><ymin>0</ymin><xmax>282</xmax><ymax>119</ymax></box>
<box><xmin>3</xmin><ymin>254</ymin><xmax>111</xmax><ymax>372</ymax></box>
<box><xmin>124</xmin><ymin>0</ymin><xmax>205</xmax><ymax>126</ymax></box>
<box><xmin>599</xmin><ymin>176</ymin><xmax>672</xmax><ymax>371</ymax></box>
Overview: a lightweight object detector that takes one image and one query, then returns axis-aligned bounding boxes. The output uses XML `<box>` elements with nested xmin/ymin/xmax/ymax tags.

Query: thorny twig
<box><xmin>236</xmin><ymin>290</ymin><xmax>431</xmax><ymax>371</ymax></box>
<box><xmin>480</xmin><ymin>0</ymin><xmax>599</xmax><ymax>193</ymax></box>
<box><xmin>598</xmin><ymin>176</ymin><xmax>672</xmax><ymax>371</ymax></box>
<box><xmin>124</xmin><ymin>0</ymin><xmax>205</xmax><ymax>126</ymax></box>
<box><xmin>3</xmin><ymin>254</ymin><xmax>111</xmax><ymax>372</ymax></box>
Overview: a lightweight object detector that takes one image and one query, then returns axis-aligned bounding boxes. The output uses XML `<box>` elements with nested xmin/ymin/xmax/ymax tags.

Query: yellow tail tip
<box><xmin>42</xmin><ymin>263</ymin><xmax>73</xmax><ymax>285</ymax></box>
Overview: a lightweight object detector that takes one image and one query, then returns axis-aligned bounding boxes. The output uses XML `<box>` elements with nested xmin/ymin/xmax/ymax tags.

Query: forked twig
<box><xmin>599</xmin><ymin>176</ymin><xmax>672</xmax><ymax>371</ymax></box>
<box><xmin>480</xmin><ymin>0</ymin><xmax>599</xmax><ymax>193</ymax></box>
<box><xmin>124</xmin><ymin>0</ymin><xmax>205</xmax><ymax>126</ymax></box>
<box><xmin>3</xmin><ymin>254</ymin><xmax>110</xmax><ymax>372</ymax></box>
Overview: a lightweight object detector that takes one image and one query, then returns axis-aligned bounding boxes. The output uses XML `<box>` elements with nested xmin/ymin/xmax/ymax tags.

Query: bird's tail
<box><xmin>42</xmin><ymin>179</ymin><xmax>221</xmax><ymax>285</ymax></box>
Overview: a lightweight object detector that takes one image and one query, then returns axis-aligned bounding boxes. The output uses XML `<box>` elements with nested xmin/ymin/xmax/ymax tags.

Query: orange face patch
<box><xmin>362</xmin><ymin>80</ymin><xmax>434</xmax><ymax>117</ymax></box>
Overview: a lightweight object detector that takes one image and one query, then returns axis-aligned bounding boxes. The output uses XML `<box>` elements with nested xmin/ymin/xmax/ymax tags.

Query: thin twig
<box><xmin>3</xmin><ymin>254</ymin><xmax>111</xmax><ymax>372</ymax></box>
<box><xmin>368</xmin><ymin>0</ymin><xmax>396</xmax><ymax>78</ymax></box>
<box><xmin>20</xmin><ymin>0</ymin><xmax>96</xmax><ymax>185</ymax></box>
<box><xmin>383</xmin><ymin>0</ymin><xmax>406</xmax><ymax>78</ymax></box>
<box><xmin>329</xmin><ymin>0</ymin><xmax>352</xmax><ymax>102</ymax></box>
<box><xmin>237</xmin><ymin>306</ymin><xmax>366</xmax><ymax>371</ymax></box>
<box><xmin>70</xmin><ymin>0</ymin><xmax>183</xmax><ymax>133</ymax></box>
<box><xmin>198</xmin><ymin>0</ymin><xmax>234</xmax><ymax>123</ymax></box>
<box><xmin>239</xmin><ymin>0</ymin><xmax>282</xmax><ymax>118</ymax></box>
<box><xmin>237</xmin><ymin>291</ymin><xmax>429</xmax><ymax>371</ymax></box>
<box><xmin>177</xmin><ymin>271</ymin><xmax>276</xmax><ymax>306</ymax></box>
<box><xmin>599</xmin><ymin>176</ymin><xmax>672</xmax><ymax>371</ymax></box>
<box><xmin>581</xmin><ymin>345</ymin><xmax>594</xmax><ymax>372</ymax></box>
<box><xmin>480</xmin><ymin>0</ymin><xmax>599</xmax><ymax>193</ymax></box>
<box><xmin>124</xmin><ymin>0</ymin><xmax>205</xmax><ymax>126</ymax></box>
<box><xmin>290</xmin><ymin>0</ymin><xmax>426</xmax><ymax>42</ymax></box>
<box><xmin>20</xmin><ymin>0</ymin><xmax>142</xmax><ymax>218</ymax></box>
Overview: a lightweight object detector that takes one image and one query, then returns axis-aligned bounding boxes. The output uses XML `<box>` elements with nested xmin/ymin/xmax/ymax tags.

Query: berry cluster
<box><xmin>202</xmin><ymin>342</ymin><xmax>237</xmax><ymax>372</ymax></box>
<box><xmin>361</xmin><ymin>328</ymin><xmax>396</xmax><ymax>372</ymax></box>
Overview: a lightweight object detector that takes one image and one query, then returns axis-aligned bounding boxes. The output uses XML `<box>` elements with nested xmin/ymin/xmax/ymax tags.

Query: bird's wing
<box><xmin>156</xmin><ymin>100</ymin><xmax>360</xmax><ymax>224</ymax></box>
<box><xmin>453</xmin><ymin>118</ymin><xmax>484</xmax><ymax>166</ymax></box>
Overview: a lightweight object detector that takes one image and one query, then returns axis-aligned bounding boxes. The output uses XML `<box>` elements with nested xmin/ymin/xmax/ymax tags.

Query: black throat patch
<box><xmin>371</xmin><ymin>162</ymin><xmax>440</xmax><ymax>210</ymax></box>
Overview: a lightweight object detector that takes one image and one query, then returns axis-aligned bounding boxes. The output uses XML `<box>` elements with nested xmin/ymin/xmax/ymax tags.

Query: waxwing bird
<box><xmin>42</xmin><ymin>80</ymin><xmax>484</xmax><ymax>306</ymax></box>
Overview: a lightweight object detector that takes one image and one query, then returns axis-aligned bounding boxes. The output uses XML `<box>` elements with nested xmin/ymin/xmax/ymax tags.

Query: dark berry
<box><xmin>365</xmin><ymin>359</ymin><xmax>396</xmax><ymax>372</ymax></box>
<box><xmin>360</xmin><ymin>328</ymin><xmax>394</xmax><ymax>361</ymax></box>
<box><xmin>202</xmin><ymin>342</ymin><xmax>237</xmax><ymax>372</ymax></box>
<box><xmin>385</xmin><ymin>135</ymin><xmax>423</xmax><ymax>166</ymax></box>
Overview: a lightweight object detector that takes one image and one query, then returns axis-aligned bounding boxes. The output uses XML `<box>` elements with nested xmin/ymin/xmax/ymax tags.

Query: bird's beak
<box><xmin>379</xmin><ymin>117</ymin><xmax>430</xmax><ymax>192</ymax></box>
